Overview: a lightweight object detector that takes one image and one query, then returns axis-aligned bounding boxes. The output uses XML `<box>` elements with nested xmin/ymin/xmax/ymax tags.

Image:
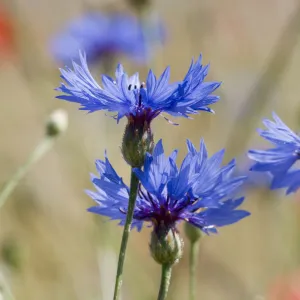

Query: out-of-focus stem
<box><xmin>0</xmin><ymin>109</ymin><xmax>67</xmax><ymax>209</ymax></box>
<box><xmin>189</xmin><ymin>240</ymin><xmax>200</xmax><ymax>300</ymax></box>
<box><xmin>0</xmin><ymin>137</ymin><xmax>54</xmax><ymax>209</ymax></box>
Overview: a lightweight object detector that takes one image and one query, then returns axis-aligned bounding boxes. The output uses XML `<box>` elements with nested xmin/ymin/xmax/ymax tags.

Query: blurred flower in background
<box><xmin>234</xmin><ymin>156</ymin><xmax>272</xmax><ymax>191</ymax></box>
<box><xmin>0</xmin><ymin>5</ymin><xmax>15</xmax><ymax>59</ymax></box>
<box><xmin>49</xmin><ymin>11</ymin><xmax>165</xmax><ymax>66</ymax></box>
<box><xmin>248</xmin><ymin>113</ymin><xmax>300</xmax><ymax>194</ymax></box>
<box><xmin>267</xmin><ymin>271</ymin><xmax>300</xmax><ymax>300</ymax></box>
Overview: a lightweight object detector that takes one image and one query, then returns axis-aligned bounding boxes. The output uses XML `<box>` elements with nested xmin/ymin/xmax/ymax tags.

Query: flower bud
<box><xmin>184</xmin><ymin>222</ymin><xmax>202</xmax><ymax>244</ymax></box>
<box><xmin>121</xmin><ymin>116</ymin><xmax>154</xmax><ymax>167</ymax></box>
<box><xmin>150</xmin><ymin>225</ymin><xmax>183</xmax><ymax>266</ymax></box>
<box><xmin>46</xmin><ymin>109</ymin><xmax>68</xmax><ymax>137</ymax></box>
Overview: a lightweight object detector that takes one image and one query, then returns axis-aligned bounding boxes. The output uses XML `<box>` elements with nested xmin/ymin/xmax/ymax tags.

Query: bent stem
<box><xmin>0</xmin><ymin>137</ymin><xmax>54</xmax><ymax>209</ymax></box>
<box><xmin>113</xmin><ymin>170</ymin><xmax>139</xmax><ymax>300</ymax></box>
<box><xmin>189</xmin><ymin>240</ymin><xmax>200</xmax><ymax>300</ymax></box>
<box><xmin>157</xmin><ymin>264</ymin><xmax>172</xmax><ymax>300</ymax></box>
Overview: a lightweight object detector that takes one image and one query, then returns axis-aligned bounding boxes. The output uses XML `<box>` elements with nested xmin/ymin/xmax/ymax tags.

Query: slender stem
<box><xmin>0</xmin><ymin>137</ymin><xmax>54</xmax><ymax>209</ymax></box>
<box><xmin>189</xmin><ymin>241</ymin><xmax>200</xmax><ymax>300</ymax></box>
<box><xmin>0</xmin><ymin>271</ymin><xmax>16</xmax><ymax>300</ymax></box>
<box><xmin>157</xmin><ymin>264</ymin><xmax>172</xmax><ymax>300</ymax></box>
<box><xmin>113</xmin><ymin>170</ymin><xmax>139</xmax><ymax>300</ymax></box>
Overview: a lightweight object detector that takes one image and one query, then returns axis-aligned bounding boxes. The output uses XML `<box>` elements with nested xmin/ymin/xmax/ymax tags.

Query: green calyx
<box><xmin>150</xmin><ymin>225</ymin><xmax>183</xmax><ymax>266</ymax></box>
<box><xmin>121</xmin><ymin>118</ymin><xmax>154</xmax><ymax>168</ymax></box>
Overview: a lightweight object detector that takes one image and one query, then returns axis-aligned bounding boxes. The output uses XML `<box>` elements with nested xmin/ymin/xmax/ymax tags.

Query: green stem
<box><xmin>0</xmin><ymin>137</ymin><xmax>54</xmax><ymax>209</ymax></box>
<box><xmin>113</xmin><ymin>170</ymin><xmax>139</xmax><ymax>300</ymax></box>
<box><xmin>157</xmin><ymin>264</ymin><xmax>172</xmax><ymax>300</ymax></box>
<box><xmin>189</xmin><ymin>241</ymin><xmax>200</xmax><ymax>300</ymax></box>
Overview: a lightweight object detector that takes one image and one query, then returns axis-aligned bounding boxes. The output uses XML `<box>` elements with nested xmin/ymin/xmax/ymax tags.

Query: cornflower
<box><xmin>57</xmin><ymin>53</ymin><xmax>221</xmax><ymax>167</ymax></box>
<box><xmin>50</xmin><ymin>12</ymin><xmax>163</xmax><ymax>65</ymax></box>
<box><xmin>87</xmin><ymin>139</ymin><xmax>250</xmax><ymax>236</ymax></box>
<box><xmin>248</xmin><ymin>112</ymin><xmax>300</xmax><ymax>194</ymax></box>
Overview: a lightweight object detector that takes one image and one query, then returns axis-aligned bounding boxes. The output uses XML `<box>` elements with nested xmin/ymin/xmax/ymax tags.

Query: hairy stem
<box><xmin>157</xmin><ymin>264</ymin><xmax>172</xmax><ymax>300</ymax></box>
<box><xmin>113</xmin><ymin>170</ymin><xmax>139</xmax><ymax>300</ymax></box>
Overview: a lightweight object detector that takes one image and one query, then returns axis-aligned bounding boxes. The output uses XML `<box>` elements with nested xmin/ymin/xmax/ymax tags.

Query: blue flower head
<box><xmin>87</xmin><ymin>140</ymin><xmax>250</xmax><ymax>234</ymax></box>
<box><xmin>57</xmin><ymin>52</ymin><xmax>221</xmax><ymax>124</ymax></box>
<box><xmin>50</xmin><ymin>12</ymin><xmax>164</xmax><ymax>65</ymax></box>
<box><xmin>248</xmin><ymin>112</ymin><xmax>300</xmax><ymax>194</ymax></box>
<box><xmin>57</xmin><ymin>52</ymin><xmax>221</xmax><ymax>167</ymax></box>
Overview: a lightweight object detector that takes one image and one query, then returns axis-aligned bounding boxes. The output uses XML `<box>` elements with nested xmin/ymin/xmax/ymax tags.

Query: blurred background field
<box><xmin>1</xmin><ymin>0</ymin><xmax>300</xmax><ymax>299</ymax></box>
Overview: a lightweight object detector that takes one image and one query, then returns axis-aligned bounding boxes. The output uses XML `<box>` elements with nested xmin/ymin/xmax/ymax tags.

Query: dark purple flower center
<box><xmin>126</xmin><ymin>83</ymin><xmax>160</xmax><ymax>126</ymax></box>
<box><xmin>118</xmin><ymin>184</ymin><xmax>206</xmax><ymax>231</ymax></box>
<box><xmin>127</xmin><ymin>109</ymin><xmax>160</xmax><ymax>128</ymax></box>
<box><xmin>137</xmin><ymin>186</ymin><xmax>199</xmax><ymax>228</ymax></box>
<box><xmin>118</xmin><ymin>185</ymin><xmax>180</xmax><ymax>228</ymax></box>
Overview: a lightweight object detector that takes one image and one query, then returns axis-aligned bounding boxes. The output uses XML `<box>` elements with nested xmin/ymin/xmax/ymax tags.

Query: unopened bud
<box><xmin>184</xmin><ymin>222</ymin><xmax>202</xmax><ymax>244</ymax></box>
<box><xmin>121</xmin><ymin>116</ymin><xmax>154</xmax><ymax>167</ymax></box>
<box><xmin>46</xmin><ymin>109</ymin><xmax>68</xmax><ymax>137</ymax></box>
<box><xmin>150</xmin><ymin>225</ymin><xmax>183</xmax><ymax>266</ymax></box>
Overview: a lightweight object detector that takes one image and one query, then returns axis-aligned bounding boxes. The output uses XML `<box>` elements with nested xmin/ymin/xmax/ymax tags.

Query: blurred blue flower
<box><xmin>57</xmin><ymin>52</ymin><xmax>221</xmax><ymax>123</ymax></box>
<box><xmin>233</xmin><ymin>156</ymin><xmax>272</xmax><ymax>191</ymax></box>
<box><xmin>248</xmin><ymin>112</ymin><xmax>300</xmax><ymax>194</ymax></box>
<box><xmin>50</xmin><ymin>12</ymin><xmax>164</xmax><ymax>65</ymax></box>
<box><xmin>271</xmin><ymin>169</ymin><xmax>300</xmax><ymax>194</ymax></box>
<box><xmin>87</xmin><ymin>139</ymin><xmax>250</xmax><ymax>233</ymax></box>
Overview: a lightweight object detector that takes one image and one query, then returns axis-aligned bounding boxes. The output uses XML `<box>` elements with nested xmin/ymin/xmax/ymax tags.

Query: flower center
<box><xmin>136</xmin><ymin>186</ymin><xmax>179</xmax><ymax>228</ymax></box>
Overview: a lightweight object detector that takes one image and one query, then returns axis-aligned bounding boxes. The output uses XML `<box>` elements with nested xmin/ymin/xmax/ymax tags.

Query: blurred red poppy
<box><xmin>0</xmin><ymin>6</ymin><xmax>15</xmax><ymax>57</ymax></box>
<box><xmin>267</xmin><ymin>271</ymin><xmax>300</xmax><ymax>300</ymax></box>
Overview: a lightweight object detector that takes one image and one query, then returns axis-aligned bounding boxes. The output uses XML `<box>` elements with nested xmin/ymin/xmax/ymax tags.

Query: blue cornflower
<box><xmin>248</xmin><ymin>112</ymin><xmax>300</xmax><ymax>194</ymax></box>
<box><xmin>56</xmin><ymin>52</ymin><xmax>221</xmax><ymax>124</ymax></box>
<box><xmin>50</xmin><ymin>12</ymin><xmax>163</xmax><ymax>65</ymax></box>
<box><xmin>87</xmin><ymin>140</ymin><xmax>250</xmax><ymax>233</ymax></box>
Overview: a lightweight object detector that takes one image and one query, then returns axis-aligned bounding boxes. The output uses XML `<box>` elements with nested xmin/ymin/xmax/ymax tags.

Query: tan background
<box><xmin>0</xmin><ymin>0</ymin><xmax>300</xmax><ymax>299</ymax></box>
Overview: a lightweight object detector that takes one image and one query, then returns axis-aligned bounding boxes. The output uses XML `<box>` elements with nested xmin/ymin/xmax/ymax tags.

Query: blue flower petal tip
<box><xmin>56</xmin><ymin>52</ymin><xmax>221</xmax><ymax>125</ymax></box>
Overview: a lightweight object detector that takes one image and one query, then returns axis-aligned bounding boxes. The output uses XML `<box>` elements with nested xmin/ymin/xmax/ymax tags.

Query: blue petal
<box><xmin>248</xmin><ymin>113</ymin><xmax>300</xmax><ymax>194</ymax></box>
<box><xmin>271</xmin><ymin>169</ymin><xmax>300</xmax><ymax>194</ymax></box>
<box><xmin>197</xmin><ymin>197</ymin><xmax>250</xmax><ymax>227</ymax></box>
